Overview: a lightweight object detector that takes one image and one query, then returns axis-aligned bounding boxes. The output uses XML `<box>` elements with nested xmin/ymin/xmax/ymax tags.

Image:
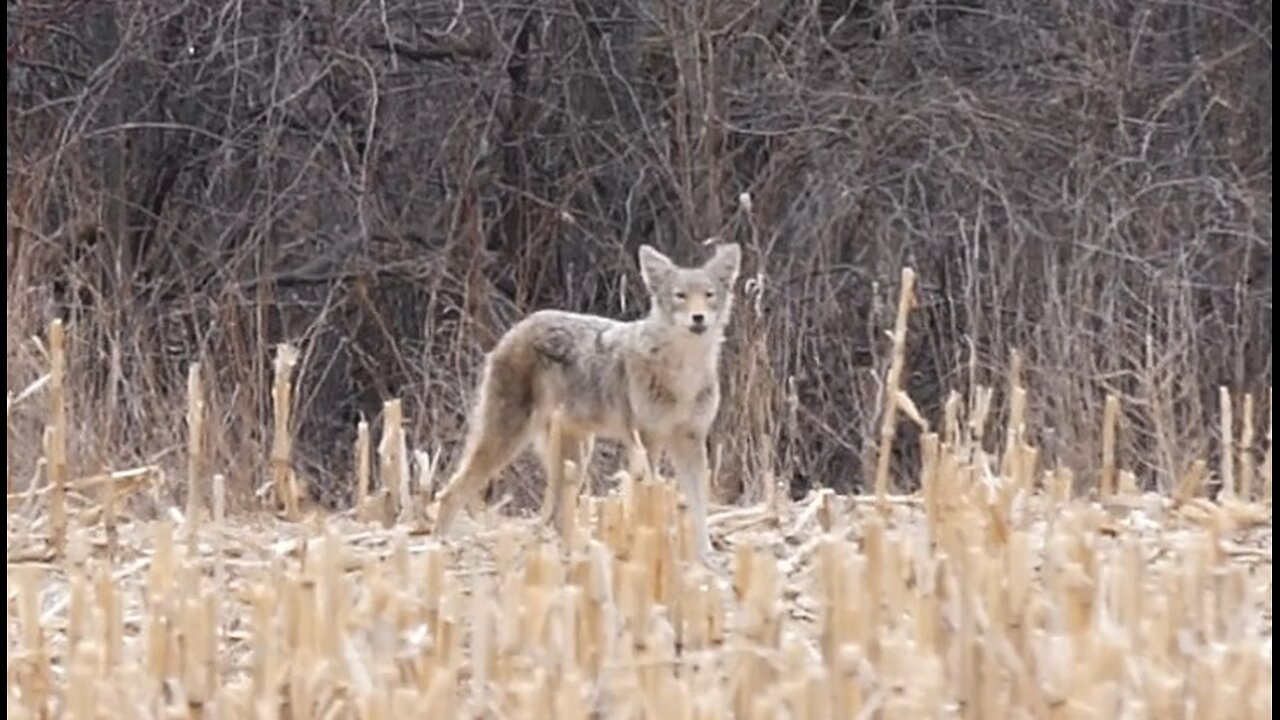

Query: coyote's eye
<box><xmin>674</xmin><ymin>291</ymin><xmax>687</xmax><ymax>301</ymax></box>
<box><xmin>705</xmin><ymin>291</ymin><xmax>716</xmax><ymax>300</ymax></box>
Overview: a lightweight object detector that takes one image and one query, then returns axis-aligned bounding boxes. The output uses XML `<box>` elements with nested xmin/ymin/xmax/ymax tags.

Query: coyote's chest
<box><xmin>623</xmin><ymin>339</ymin><xmax>719</xmax><ymax>430</ymax></box>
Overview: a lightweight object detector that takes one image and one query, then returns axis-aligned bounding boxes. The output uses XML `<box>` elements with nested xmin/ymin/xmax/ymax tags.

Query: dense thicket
<box><xmin>7</xmin><ymin>1</ymin><xmax>1271</xmax><ymax>508</ymax></box>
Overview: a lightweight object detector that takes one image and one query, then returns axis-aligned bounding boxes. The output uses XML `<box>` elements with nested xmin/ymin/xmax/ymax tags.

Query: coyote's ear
<box><xmin>638</xmin><ymin>244</ymin><xmax>675</xmax><ymax>291</ymax></box>
<box><xmin>705</xmin><ymin>243</ymin><xmax>742</xmax><ymax>287</ymax></box>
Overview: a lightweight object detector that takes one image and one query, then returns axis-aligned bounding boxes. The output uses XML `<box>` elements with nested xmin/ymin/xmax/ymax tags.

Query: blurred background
<box><xmin>5</xmin><ymin>0</ymin><xmax>1271</xmax><ymax>511</ymax></box>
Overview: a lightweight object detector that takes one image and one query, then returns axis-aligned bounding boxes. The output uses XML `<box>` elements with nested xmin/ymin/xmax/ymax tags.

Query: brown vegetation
<box><xmin>5</xmin><ymin>312</ymin><xmax>1273</xmax><ymax>714</ymax></box>
<box><xmin>5</xmin><ymin>3</ymin><xmax>1273</xmax><ymax>713</ymax></box>
<box><xmin>6</xmin><ymin>1</ymin><xmax>1270</xmax><ymax>508</ymax></box>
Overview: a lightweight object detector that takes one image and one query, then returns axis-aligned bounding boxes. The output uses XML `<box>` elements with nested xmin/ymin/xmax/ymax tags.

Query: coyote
<box><xmin>433</xmin><ymin>242</ymin><xmax>743</xmax><ymax>564</ymax></box>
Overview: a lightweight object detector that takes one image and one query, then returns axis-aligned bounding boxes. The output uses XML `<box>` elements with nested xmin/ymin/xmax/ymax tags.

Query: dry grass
<box><xmin>5</xmin><ymin>471</ymin><xmax>1272</xmax><ymax>718</ymax></box>
<box><xmin>6</xmin><ymin>313</ymin><xmax>1273</xmax><ymax>717</ymax></box>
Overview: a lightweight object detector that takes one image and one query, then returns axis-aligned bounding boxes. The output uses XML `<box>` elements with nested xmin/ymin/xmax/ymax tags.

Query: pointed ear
<box><xmin>705</xmin><ymin>243</ymin><xmax>742</xmax><ymax>287</ymax></box>
<box><xmin>638</xmin><ymin>244</ymin><xmax>675</xmax><ymax>291</ymax></box>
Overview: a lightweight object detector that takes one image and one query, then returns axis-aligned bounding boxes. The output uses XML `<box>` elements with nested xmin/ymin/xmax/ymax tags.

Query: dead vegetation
<box><xmin>7</xmin><ymin>292</ymin><xmax>1272</xmax><ymax>717</ymax></box>
<box><xmin>5</xmin><ymin>2</ymin><xmax>1273</xmax><ymax>715</ymax></box>
<box><xmin>5</xmin><ymin>1</ymin><xmax>1271</xmax><ymax>507</ymax></box>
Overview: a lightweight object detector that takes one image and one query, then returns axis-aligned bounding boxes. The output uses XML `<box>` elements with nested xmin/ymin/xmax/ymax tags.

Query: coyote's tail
<box><xmin>434</xmin><ymin>328</ymin><xmax>540</xmax><ymax>531</ymax></box>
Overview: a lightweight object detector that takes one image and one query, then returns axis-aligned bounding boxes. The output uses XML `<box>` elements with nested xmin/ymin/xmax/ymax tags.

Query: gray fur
<box><xmin>433</xmin><ymin>243</ymin><xmax>743</xmax><ymax>567</ymax></box>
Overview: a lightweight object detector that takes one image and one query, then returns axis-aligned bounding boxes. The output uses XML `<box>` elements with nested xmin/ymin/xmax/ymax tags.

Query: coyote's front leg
<box><xmin>536</xmin><ymin>424</ymin><xmax>593</xmax><ymax>539</ymax></box>
<box><xmin>668</xmin><ymin>431</ymin><xmax>716</xmax><ymax>566</ymax></box>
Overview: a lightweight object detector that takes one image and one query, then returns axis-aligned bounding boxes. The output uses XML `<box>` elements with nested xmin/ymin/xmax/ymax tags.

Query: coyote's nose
<box><xmin>691</xmin><ymin>314</ymin><xmax>706</xmax><ymax>326</ymax></box>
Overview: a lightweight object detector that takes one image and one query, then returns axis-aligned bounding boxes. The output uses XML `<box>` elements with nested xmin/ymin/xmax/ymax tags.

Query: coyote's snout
<box><xmin>432</xmin><ymin>242</ymin><xmax>743</xmax><ymax>565</ymax></box>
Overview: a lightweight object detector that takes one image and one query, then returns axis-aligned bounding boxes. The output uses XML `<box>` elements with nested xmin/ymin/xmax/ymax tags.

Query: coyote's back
<box><xmin>433</xmin><ymin>243</ymin><xmax>743</xmax><ymax>566</ymax></box>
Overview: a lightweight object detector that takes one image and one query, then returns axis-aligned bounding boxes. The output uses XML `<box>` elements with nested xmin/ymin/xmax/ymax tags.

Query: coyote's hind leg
<box><xmin>434</xmin><ymin>363</ymin><xmax>535</xmax><ymax>534</ymax></box>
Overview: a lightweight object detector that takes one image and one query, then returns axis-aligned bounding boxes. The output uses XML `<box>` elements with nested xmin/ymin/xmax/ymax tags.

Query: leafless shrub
<box><xmin>6</xmin><ymin>0</ymin><xmax>1270</xmax><ymax>510</ymax></box>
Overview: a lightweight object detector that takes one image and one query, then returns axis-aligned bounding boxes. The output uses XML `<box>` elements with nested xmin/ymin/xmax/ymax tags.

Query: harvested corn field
<box><xmin>6</xmin><ymin>417</ymin><xmax>1272</xmax><ymax>718</ymax></box>
<box><xmin>5</xmin><ymin>315</ymin><xmax>1275</xmax><ymax>718</ymax></box>
<box><xmin>6</xmin><ymin>2</ymin><xmax>1273</xmax><ymax>715</ymax></box>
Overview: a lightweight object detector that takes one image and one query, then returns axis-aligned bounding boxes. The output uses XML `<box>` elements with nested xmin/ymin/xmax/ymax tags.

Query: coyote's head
<box><xmin>638</xmin><ymin>243</ymin><xmax>742</xmax><ymax>336</ymax></box>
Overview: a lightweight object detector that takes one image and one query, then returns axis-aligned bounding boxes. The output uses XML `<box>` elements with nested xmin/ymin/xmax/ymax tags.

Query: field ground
<box><xmin>5</xmin><ymin>470</ymin><xmax>1272</xmax><ymax>719</ymax></box>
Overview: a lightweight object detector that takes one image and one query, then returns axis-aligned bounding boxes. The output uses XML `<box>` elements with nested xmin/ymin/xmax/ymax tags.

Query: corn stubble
<box><xmin>6</xmin><ymin>287</ymin><xmax>1272</xmax><ymax>719</ymax></box>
